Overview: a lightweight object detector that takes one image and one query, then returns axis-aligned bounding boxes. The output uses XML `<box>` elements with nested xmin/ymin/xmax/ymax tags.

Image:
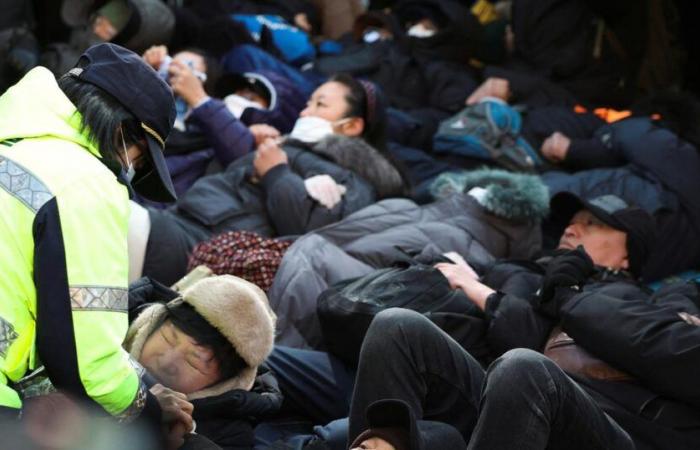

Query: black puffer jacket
<box><xmin>542</xmin><ymin>117</ymin><xmax>700</xmax><ymax>280</ymax></box>
<box><xmin>484</xmin><ymin>0</ymin><xmax>645</xmax><ymax>107</ymax></box>
<box><xmin>175</xmin><ymin>135</ymin><xmax>405</xmax><ymax>238</ymax></box>
<box><xmin>143</xmin><ymin>135</ymin><xmax>405</xmax><ymax>285</ymax></box>
<box><xmin>481</xmin><ymin>259</ymin><xmax>700</xmax><ymax>450</ymax></box>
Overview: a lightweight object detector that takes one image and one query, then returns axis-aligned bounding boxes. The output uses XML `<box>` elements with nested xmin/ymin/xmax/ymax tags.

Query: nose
<box><xmin>563</xmin><ymin>222</ymin><xmax>581</xmax><ymax>238</ymax></box>
<box><xmin>299</xmin><ymin>106</ymin><xmax>311</xmax><ymax>117</ymax></box>
<box><xmin>158</xmin><ymin>347</ymin><xmax>182</xmax><ymax>373</ymax></box>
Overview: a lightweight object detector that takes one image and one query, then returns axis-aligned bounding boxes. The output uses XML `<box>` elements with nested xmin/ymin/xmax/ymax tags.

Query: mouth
<box><xmin>558</xmin><ymin>240</ymin><xmax>573</xmax><ymax>250</ymax></box>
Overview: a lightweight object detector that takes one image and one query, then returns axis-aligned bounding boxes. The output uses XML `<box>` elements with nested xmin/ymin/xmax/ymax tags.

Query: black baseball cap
<box><xmin>357</xmin><ymin>399</ymin><xmax>467</xmax><ymax>450</ymax></box>
<box><xmin>550</xmin><ymin>192</ymin><xmax>656</xmax><ymax>276</ymax></box>
<box><xmin>67</xmin><ymin>43</ymin><xmax>177</xmax><ymax>202</ymax></box>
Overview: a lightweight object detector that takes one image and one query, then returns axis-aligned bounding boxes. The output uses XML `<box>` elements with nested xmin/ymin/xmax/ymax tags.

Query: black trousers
<box><xmin>348</xmin><ymin>309</ymin><xmax>634</xmax><ymax>450</ymax></box>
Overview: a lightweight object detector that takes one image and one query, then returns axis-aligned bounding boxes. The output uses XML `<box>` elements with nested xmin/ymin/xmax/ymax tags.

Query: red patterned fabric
<box><xmin>188</xmin><ymin>231</ymin><xmax>292</xmax><ymax>292</ymax></box>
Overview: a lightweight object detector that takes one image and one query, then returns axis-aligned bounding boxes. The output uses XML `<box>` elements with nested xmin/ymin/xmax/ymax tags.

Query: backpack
<box><xmin>433</xmin><ymin>99</ymin><xmax>542</xmax><ymax>172</ymax></box>
<box><xmin>317</xmin><ymin>263</ymin><xmax>489</xmax><ymax>366</ymax></box>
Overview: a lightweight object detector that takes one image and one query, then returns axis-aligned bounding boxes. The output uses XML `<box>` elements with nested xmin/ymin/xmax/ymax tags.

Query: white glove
<box><xmin>304</xmin><ymin>174</ymin><xmax>347</xmax><ymax>209</ymax></box>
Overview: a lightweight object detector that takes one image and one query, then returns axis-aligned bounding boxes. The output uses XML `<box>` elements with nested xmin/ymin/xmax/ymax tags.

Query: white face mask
<box><xmin>224</xmin><ymin>94</ymin><xmax>266</xmax><ymax>119</ymax></box>
<box><xmin>407</xmin><ymin>23</ymin><xmax>437</xmax><ymax>38</ymax></box>
<box><xmin>120</xmin><ymin>127</ymin><xmax>136</xmax><ymax>183</ymax></box>
<box><xmin>288</xmin><ymin>116</ymin><xmax>351</xmax><ymax>143</ymax></box>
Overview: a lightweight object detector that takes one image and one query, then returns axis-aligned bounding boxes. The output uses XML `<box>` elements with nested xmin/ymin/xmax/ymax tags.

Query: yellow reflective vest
<box><xmin>0</xmin><ymin>67</ymin><xmax>147</xmax><ymax>420</ymax></box>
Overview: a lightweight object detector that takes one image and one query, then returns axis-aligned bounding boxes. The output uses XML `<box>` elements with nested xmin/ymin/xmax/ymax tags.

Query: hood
<box><xmin>309</xmin><ymin>134</ymin><xmax>405</xmax><ymax>199</ymax></box>
<box><xmin>125</xmin><ymin>275</ymin><xmax>276</xmax><ymax>401</ymax></box>
<box><xmin>0</xmin><ymin>67</ymin><xmax>100</xmax><ymax>157</ymax></box>
<box><xmin>393</xmin><ymin>0</ymin><xmax>484</xmax><ymax>64</ymax></box>
<box><xmin>61</xmin><ymin>0</ymin><xmax>175</xmax><ymax>55</ymax></box>
<box><xmin>221</xmin><ymin>70</ymin><xmax>306</xmax><ymax>133</ymax></box>
<box><xmin>430</xmin><ymin>168</ymin><xmax>550</xmax><ymax>222</ymax></box>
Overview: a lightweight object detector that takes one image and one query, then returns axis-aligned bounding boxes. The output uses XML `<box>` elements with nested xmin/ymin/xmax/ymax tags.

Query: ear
<box><xmin>620</xmin><ymin>255</ymin><xmax>630</xmax><ymax>270</ymax></box>
<box><xmin>337</xmin><ymin>117</ymin><xmax>365</xmax><ymax>137</ymax></box>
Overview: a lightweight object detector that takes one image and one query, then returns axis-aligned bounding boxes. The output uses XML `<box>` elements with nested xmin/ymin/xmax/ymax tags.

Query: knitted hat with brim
<box><xmin>125</xmin><ymin>275</ymin><xmax>276</xmax><ymax>400</ymax></box>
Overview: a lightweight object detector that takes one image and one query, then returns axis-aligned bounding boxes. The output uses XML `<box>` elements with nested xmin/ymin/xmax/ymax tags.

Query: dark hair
<box><xmin>172</xmin><ymin>47</ymin><xmax>222</xmax><ymax>97</ymax></box>
<box><xmin>57</xmin><ymin>73</ymin><xmax>146</xmax><ymax>168</ymax></box>
<box><xmin>329</xmin><ymin>73</ymin><xmax>412</xmax><ymax>194</ymax></box>
<box><xmin>165</xmin><ymin>302</ymin><xmax>247</xmax><ymax>382</ymax></box>
<box><xmin>329</xmin><ymin>73</ymin><xmax>388</xmax><ymax>152</ymax></box>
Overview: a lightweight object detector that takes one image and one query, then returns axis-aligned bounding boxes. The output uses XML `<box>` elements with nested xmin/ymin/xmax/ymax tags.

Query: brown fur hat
<box><xmin>125</xmin><ymin>275</ymin><xmax>276</xmax><ymax>400</ymax></box>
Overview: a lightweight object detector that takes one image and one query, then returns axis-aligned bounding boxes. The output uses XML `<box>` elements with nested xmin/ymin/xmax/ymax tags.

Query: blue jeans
<box><xmin>255</xmin><ymin>346</ymin><xmax>355</xmax><ymax>449</ymax></box>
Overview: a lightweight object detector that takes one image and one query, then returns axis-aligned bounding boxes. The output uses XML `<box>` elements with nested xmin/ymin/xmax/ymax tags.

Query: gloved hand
<box><xmin>537</xmin><ymin>246</ymin><xmax>594</xmax><ymax>318</ymax></box>
<box><xmin>304</xmin><ymin>174</ymin><xmax>347</xmax><ymax>209</ymax></box>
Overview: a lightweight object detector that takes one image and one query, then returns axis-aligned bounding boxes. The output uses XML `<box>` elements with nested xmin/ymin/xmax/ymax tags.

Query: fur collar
<box><xmin>308</xmin><ymin>135</ymin><xmax>405</xmax><ymax>198</ymax></box>
<box><xmin>124</xmin><ymin>275</ymin><xmax>276</xmax><ymax>401</ymax></box>
<box><xmin>430</xmin><ymin>168</ymin><xmax>549</xmax><ymax>222</ymax></box>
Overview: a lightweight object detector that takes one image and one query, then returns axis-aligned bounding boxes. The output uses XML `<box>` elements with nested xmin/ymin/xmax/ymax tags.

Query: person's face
<box><xmin>92</xmin><ymin>15</ymin><xmax>118</xmax><ymax>41</ymax></box>
<box><xmin>299</xmin><ymin>81</ymin><xmax>364</xmax><ymax>137</ymax></box>
<box><xmin>139</xmin><ymin>320</ymin><xmax>222</xmax><ymax>394</ymax></box>
<box><xmin>351</xmin><ymin>437</ymin><xmax>396</xmax><ymax>450</ymax></box>
<box><xmin>173</xmin><ymin>51</ymin><xmax>207</xmax><ymax>75</ymax></box>
<box><xmin>558</xmin><ymin>210</ymin><xmax>629</xmax><ymax>270</ymax></box>
<box><xmin>234</xmin><ymin>87</ymin><xmax>269</xmax><ymax>109</ymax></box>
<box><xmin>115</xmin><ymin>127</ymin><xmax>148</xmax><ymax>172</ymax></box>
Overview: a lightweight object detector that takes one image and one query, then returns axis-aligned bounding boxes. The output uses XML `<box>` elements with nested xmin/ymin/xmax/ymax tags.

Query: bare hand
<box><xmin>294</xmin><ymin>13</ymin><xmax>312</xmax><ymax>33</ymax></box>
<box><xmin>249</xmin><ymin>124</ymin><xmax>281</xmax><ymax>147</ymax></box>
<box><xmin>142</xmin><ymin>45</ymin><xmax>169</xmax><ymax>70</ymax></box>
<box><xmin>466</xmin><ymin>77</ymin><xmax>511</xmax><ymax>105</ymax></box>
<box><xmin>540</xmin><ymin>132</ymin><xmax>571</xmax><ymax>163</ymax></box>
<box><xmin>168</xmin><ymin>60</ymin><xmax>207</xmax><ymax>107</ymax></box>
<box><xmin>442</xmin><ymin>252</ymin><xmax>479</xmax><ymax>280</ymax></box>
<box><xmin>254</xmin><ymin>138</ymin><xmax>288</xmax><ymax>178</ymax></box>
<box><xmin>165</xmin><ymin>420</ymin><xmax>190</xmax><ymax>450</ymax></box>
<box><xmin>434</xmin><ymin>262</ymin><xmax>478</xmax><ymax>290</ymax></box>
<box><xmin>351</xmin><ymin>437</ymin><xmax>396</xmax><ymax>450</ymax></box>
<box><xmin>150</xmin><ymin>384</ymin><xmax>194</xmax><ymax>432</ymax></box>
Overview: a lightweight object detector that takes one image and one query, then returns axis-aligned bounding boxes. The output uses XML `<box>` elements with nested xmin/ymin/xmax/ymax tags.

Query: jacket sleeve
<box><xmin>260</xmin><ymin>161</ymin><xmax>374</xmax><ymax>236</ymax></box>
<box><xmin>559</xmin><ymin>283</ymin><xmax>700</xmax><ymax>408</ymax></box>
<box><xmin>482</xmin><ymin>262</ymin><xmax>555</xmax><ymax>356</ymax></box>
<box><xmin>187</xmin><ymin>98</ymin><xmax>255</xmax><ymax>168</ymax></box>
<box><xmin>563</xmin><ymin>125</ymin><xmax>626</xmax><ymax>170</ymax></box>
<box><xmin>33</xmin><ymin>192</ymin><xmax>160</xmax><ymax>425</ymax></box>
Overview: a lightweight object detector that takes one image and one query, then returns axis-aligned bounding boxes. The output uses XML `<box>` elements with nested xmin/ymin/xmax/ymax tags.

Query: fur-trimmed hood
<box><xmin>307</xmin><ymin>134</ymin><xmax>405</xmax><ymax>199</ymax></box>
<box><xmin>125</xmin><ymin>275</ymin><xmax>276</xmax><ymax>401</ymax></box>
<box><xmin>430</xmin><ymin>168</ymin><xmax>550</xmax><ymax>222</ymax></box>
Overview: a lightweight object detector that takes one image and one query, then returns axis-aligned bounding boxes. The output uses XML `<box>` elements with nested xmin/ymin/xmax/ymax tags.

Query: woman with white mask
<box><xmin>131</xmin><ymin>74</ymin><xmax>409</xmax><ymax>285</ymax></box>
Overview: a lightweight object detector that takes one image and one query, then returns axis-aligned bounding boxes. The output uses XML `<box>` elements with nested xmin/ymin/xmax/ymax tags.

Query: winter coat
<box><xmin>481</xmin><ymin>259</ymin><xmax>700</xmax><ymax>450</ymax></box>
<box><xmin>483</xmin><ymin>0</ymin><xmax>645</xmax><ymax>107</ymax></box>
<box><xmin>126</xmin><ymin>276</ymin><xmax>282</xmax><ymax>450</ymax></box>
<box><xmin>541</xmin><ymin>117</ymin><xmax>700</xmax><ymax>280</ymax></box>
<box><xmin>143</xmin><ymin>135</ymin><xmax>405</xmax><ymax>286</ymax></box>
<box><xmin>152</xmin><ymin>70</ymin><xmax>306</xmax><ymax>202</ymax></box>
<box><xmin>268</xmin><ymin>170</ymin><xmax>548</xmax><ymax>349</ymax></box>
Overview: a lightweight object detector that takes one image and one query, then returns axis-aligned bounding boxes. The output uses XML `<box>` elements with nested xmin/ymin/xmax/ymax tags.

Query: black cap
<box><xmin>361</xmin><ymin>399</ymin><xmax>467</xmax><ymax>450</ymax></box>
<box><xmin>68</xmin><ymin>43</ymin><xmax>177</xmax><ymax>202</ymax></box>
<box><xmin>550</xmin><ymin>192</ymin><xmax>656</xmax><ymax>276</ymax></box>
<box><xmin>214</xmin><ymin>72</ymin><xmax>275</xmax><ymax>108</ymax></box>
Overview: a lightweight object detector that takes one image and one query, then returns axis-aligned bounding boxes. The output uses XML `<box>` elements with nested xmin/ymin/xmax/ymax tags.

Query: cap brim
<box><xmin>366</xmin><ymin>399</ymin><xmax>421</xmax><ymax>450</ymax></box>
<box><xmin>550</xmin><ymin>192</ymin><xmax>624</xmax><ymax>232</ymax></box>
<box><xmin>131</xmin><ymin>135</ymin><xmax>177</xmax><ymax>203</ymax></box>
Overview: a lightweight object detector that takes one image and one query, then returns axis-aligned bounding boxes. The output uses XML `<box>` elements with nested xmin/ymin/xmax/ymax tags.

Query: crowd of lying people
<box><xmin>1</xmin><ymin>0</ymin><xmax>699</xmax><ymax>449</ymax></box>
